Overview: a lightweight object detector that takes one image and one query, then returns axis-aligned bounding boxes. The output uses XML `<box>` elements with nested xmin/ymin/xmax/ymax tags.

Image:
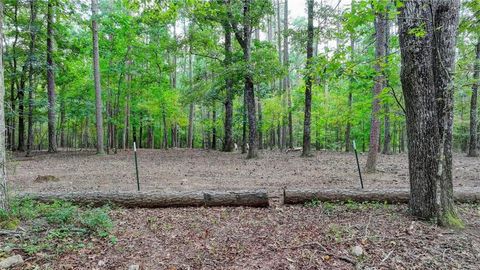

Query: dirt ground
<box><xmin>25</xmin><ymin>204</ymin><xmax>480</xmax><ymax>269</ymax></box>
<box><xmin>9</xmin><ymin>149</ymin><xmax>480</xmax><ymax>194</ymax></box>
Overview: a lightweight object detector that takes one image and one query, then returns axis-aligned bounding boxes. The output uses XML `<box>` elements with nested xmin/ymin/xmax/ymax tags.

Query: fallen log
<box><xmin>283</xmin><ymin>188</ymin><xmax>480</xmax><ymax>204</ymax></box>
<box><xmin>19</xmin><ymin>190</ymin><xmax>269</xmax><ymax>208</ymax></box>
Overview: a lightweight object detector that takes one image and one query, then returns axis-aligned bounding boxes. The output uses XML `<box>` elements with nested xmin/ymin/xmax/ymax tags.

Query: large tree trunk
<box><xmin>46</xmin><ymin>0</ymin><xmax>57</xmax><ymax>153</ymax></box>
<box><xmin>468</xmin><ymin>40</ymin><xmax>479</xmax><ymax>157</ymax></box>
<box><xmin>302</xmin><ymin>0</ymin><xmax>314</xmax><ymax>157</ymax></box>
<box><xmin>26</xmin><ymin>0</ymin><xmax>38</xmax><ymax>157</ymax></box>
<box><xmin>21</xmin><ymin>190</ymin><xmax>269</xmax><ymax>208</ymax></box>
<box><xmin>228</xmin><ymin>0</ymin><xmax>258</xmax><ymax>158</ymax></box>
<box><xmin>223</xmin><ymin>23</ymin><xmax>234</xmax><ymax>152</ymax></box>
<box><xmin>398</xmin><ymin>0</ymin><xmax>461</xmax><ymax>226</ymax></box>
<box><xmin>91</xmin><ymin>0</ymin><xmax>105</xmax><ymax>155</ymax></box>
<box><xmin>0</xmin><ymin>0</ymin><xmax>8</xmax><ymax>211</ymax></box>
<box><xmin>365</xmin><ymin>9</ymin><xmax>387</xmax><ymax>172</ymax></box>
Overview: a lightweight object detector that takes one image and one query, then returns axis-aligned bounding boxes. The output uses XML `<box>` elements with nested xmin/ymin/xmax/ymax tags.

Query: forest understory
<box><xmin>2</xmin><ymin>203</ymin><xmax>479</xmax><ymax>269</ymax></box>
<box><xmin>9</xmin><ymin>149</ymin><xmax>480</xmax><ymax>194</ymax></box>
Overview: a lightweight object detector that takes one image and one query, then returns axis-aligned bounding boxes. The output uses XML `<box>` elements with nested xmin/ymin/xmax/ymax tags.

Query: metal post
<box><xmin>134</xmin><ymin>142</ymin><xmax>140</xmax><ymax>191</ymax></box>
<box><xmin>353</xmin><ymin>140</ymin><xmax>364</xmax><ymax>189</ymax></box>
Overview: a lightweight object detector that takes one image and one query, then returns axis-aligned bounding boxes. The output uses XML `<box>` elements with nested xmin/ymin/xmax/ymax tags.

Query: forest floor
<box><xmin>6</xmin><ymin>203</ymin><xmax>480</xmax><ymax>269</ymax></box>
<box><xmin>9</xmin><ymin>148</ymin><xmax>480</xmax><ymax>194</ymax></box>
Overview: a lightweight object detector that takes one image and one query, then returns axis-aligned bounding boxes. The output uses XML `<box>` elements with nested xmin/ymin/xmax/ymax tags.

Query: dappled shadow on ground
<box><xmin>9</xmin><ymin>149</ymin><xmax>480</xmax><ymax>194</ymax></box>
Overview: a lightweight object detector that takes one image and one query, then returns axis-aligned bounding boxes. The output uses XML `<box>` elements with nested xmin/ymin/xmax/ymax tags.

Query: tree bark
<box><xmin>468</xmin><ymin>39</ymin><xmax>479</xmax><ymax>157</ymax></box>
<box><xmin>21</xmin><ymin>190</ymin><xmax>269</xmax><ymax>208</ymax></box>
<box><xmin>302</xmin><ymin>0</ymin><xmax>314</xmax><ymax>157</ymax></box>
<box><xmin>91</xmin><ymin>0</ymin><xmax>105</xmax><ymax>155</ymax></box>
<box><xmin>382</xmin><ymin>18</ymin><xmax>391</xmax><ymax>155</ymax></box>
<box><xmin>398</xmin><ymin>0</ymin><xmax>461</xmax><ymax>226</ymax></box>
<box><xmin>212</xmin><ymin>105</ymin><xmax>217</xmax><ymax>150</ymax></box>
<box><xmin>284</xmin><ymin>0</ymin><xmax>293</xmax><ymax>149</ymax></box>
<box><xmin>365</xmin><ymin>9</ymin><xmax>387</xmax><ymax>172</ymax></box>
<box><xmin>345</xmin><ymin>35</ymin><xmax>354</xmax><ymax>152</ymax></box>
<box><xmin>26</xmin><ymin>0</ymin><xmax>38</xmax><ymax>157</ymax></box>
<box><xmin>229</xmin><ymin>0</ymin><xmax>258</xmax><ymax>158</ymax></box>
<box><xmin>284</xmin><ymin>188</ymin><xmax>480</xmax><ymax>205</ymax></box>
<box><xmin>46</xmin><ymin>0</ymin><xmax>57</xmax><ymax>153</ymax></box>
<box><xmin>0</xmin><ymin>0</ymin><xmax>8</xmax><ymax>211</ymax></box>
<box><xmin>222</xmin><ymin>23</ymin><xmax>234</xmax><ymax>152</ymax></box>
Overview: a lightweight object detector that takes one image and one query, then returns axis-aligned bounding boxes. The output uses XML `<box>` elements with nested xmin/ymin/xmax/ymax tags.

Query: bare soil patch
<box><xmin>35</xmin><ymin>204</ymin><xmax>480</xmax><ymax>269</ymax></box>
<box><xmin>9</xmin><ymin>149</ymin><xmax>479</xmax><ymax>194</ymax></box>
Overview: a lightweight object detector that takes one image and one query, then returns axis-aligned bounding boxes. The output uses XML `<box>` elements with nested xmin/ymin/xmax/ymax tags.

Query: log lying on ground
<box><xmin>283</xmin><ymin>188</ymin><xmax>480</xmax><ymax>204</ymax></box>
<box><xmin>19</xmin><ymin>190</ymin><xmax>269</xmax><ymax>208</ymax></box>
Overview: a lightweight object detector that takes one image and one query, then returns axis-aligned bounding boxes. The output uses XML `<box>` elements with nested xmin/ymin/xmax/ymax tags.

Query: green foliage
<box><xmin>2</xmin><ymin>198</ymin><xmax>115</xmax><ymax>256</ymax></box>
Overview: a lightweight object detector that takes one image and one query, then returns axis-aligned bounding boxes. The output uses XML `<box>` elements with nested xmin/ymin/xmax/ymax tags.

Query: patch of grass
<box><xmin>1</xmin><ymin>197</ymin><xmax>115</xmax><ymax>256</ymax></box>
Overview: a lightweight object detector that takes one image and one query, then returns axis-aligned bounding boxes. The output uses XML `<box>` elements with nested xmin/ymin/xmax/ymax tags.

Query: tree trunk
<box><xmin>46</xmin><ymin>0</ymin><xmax>57</xmax><ymax>153</ymax></box>
<box><xmin>365</xmin><ymin>9</ymin><xmax>387</xmax><ymax>173</ymax></box>
<box><xmin>284</xmin><ymin>0</ymin><xmax>293</xmax><ymax>149</ymax></box>
<box><xmin>382</xmin><ymin>18</ymin><xmax>391</xmax><ymax>155</ymax></box>
<box><xmin>257</xmin><ymin>98</ymin><xmax>263</xmax><ymax>149</ymax></box>
<box><xmin>212</xmin><ymin>105</ymin><xmax>217</xmax><ymax>150</ymax></box>
<box><xmin>21</xmin><ymin>190</ymin><xmax>269</xmax><ymax>208</ymax></box>
<box><xmin>242</xmin><ymin>92</ymin><xmax>247</xmax><ymax>153</ymax></box>
<box><xmin>398</xmin><ymin>0</ymin><xmax>461</xmax><ymax>226</ymax></box>
<box><xmin>0</xmin><ymin>1</ymin><xmax>8</xmax><ymax>211</ymax></box>
<box><xmin>222</xmin><ymin>24</ymin><xmax>234</xmax><ymax>152</ymax></box>
<box><xmin>468</xmin><ymin>39</ymin><xmax>479</xmax><ymax>157</ymax></box>
<box><xmin>345</xmin><ymin>35</ymin><xmax>354</xmax><ymax>152</ymax></box>
<box><xmin>284</xmin><ymin>188</ymin><xmax>480</xmax><ymax>205</ymax></box>
<box><xmin>91</xmin><ymin>0</ymin><xmax>105</xmax><ymax>155</ymax></box>
<box><xmin>26</xmin><ymin>0</ymin><xmax>38</xmax><ymax>157</ymax></box>
<box><xmin>302</xmin><ymin>0</ymin><xmax>314</xmax><ymax>157</ymax></box>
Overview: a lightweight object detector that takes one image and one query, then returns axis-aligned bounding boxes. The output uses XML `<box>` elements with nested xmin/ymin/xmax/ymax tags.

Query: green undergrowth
<box><xmin>0</xmin><ymin>198</ymin><xmax>115</xmax><ymax>256</ymax></box>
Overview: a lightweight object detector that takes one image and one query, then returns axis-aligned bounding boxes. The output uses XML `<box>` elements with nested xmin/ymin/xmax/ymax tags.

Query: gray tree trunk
<box><xmin>302</xmin><ymin>0</ymin><xmax>314</xmax><ymax>157</ymax></box>
<box><xmin>365</xmin><ymin>9</ymin><xmax>387</xmax><ymax>172</ymax></box>
<box><xmin>468</xmin><ymin>39</ymin><xmax>479</xmax><ymax>157</ymax></box>
<box><xmin>91</xmin><ymin>0</ymin><xmax>104</xmax><ymax>154</ymax></box>
<box><xmin>398</xmin><ymin>0</ymin><xmax>461</xmax><ymax>226</ymax></box>
<box><xmin>47</xmin><ymin>0</ymin><xmax>57</xmax><ymax>153</ymax></box>
<box><xmin>0</xmin><ymin>1</ymin><xmax>8</xmax><ymax>211</ymax></box>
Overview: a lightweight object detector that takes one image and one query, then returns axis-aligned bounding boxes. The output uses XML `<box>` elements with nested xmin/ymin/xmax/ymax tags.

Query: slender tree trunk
<box><xmin>91</xmin><ymin>0</ymin><xmax>105</xmax><ymax>154</ymax></box>
<box><xmin>398</xmin><ymin>0</ymin><xmax>461</xmax><ymax>226</ymax></box>
<box><xmin>365</xmin><ymin>9</ymin><xmax>387</xmax><ymax>172</ymax></box>
<box><xmin>9</xmin><ymin>3</ymin><xmax>19</xmax><ymax>151</ymax></box>
<box><xmin>26</xmin><ymin>0</ymin><xmax>38</xmax><ymax>157</ymax></box>
<box><xmin>302</xmin><ymin>0</ymin><xmax>314</xmax><ymax>157</ymax></box>
<box><xmin>47</xmin><ymin>0</ymin><xmax>57</xmax><ymax>153</ymax></box>
<box><xmin>345</xmin><ymin>35</ymin><xmax>354</xmax><ymax>152</ymax></box>
<box><xmin>222</xmin><ymin>23</ymin><xmax>234</xmax><ymax>152</ymax></box>
<box><xmin>212</xmin><ymin>105</ymin><xmax>217</xmax><ymax>150</ymax></box>
<box><xmin>383</xmin><ymin>19</ymin><xmax>391</xmax><ymax>155</ymax></box>
<box><xmin>162</xmin><ymin>111</ymin><xmax>168</xmax><ymax>149</ymax></box>
<box><xmin>187</xmin><ymin>49</ymin><xmax>194</xmax><ymax>148</ymax></box>
<box><xmin>0</xmin><ymin>0</ymin><xmax>8</xmax><ymax>211</ymax></box>
<box><xmin>468</xmin><ymin>40</ymin><xmax>479</xmax><ymax>157</ymax></box>
<box><xmin>257</xmin><ymin>98</ymin><xmax>263</xmax><ymax>149</ymax></box>
<box><xmin>284</xmin><ymin>0</ymin><xmax>293</xmax><ymax>149</ymax></box>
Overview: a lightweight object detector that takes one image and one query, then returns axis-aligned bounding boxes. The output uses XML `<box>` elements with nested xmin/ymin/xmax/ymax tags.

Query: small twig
<box><xmin>381</xmin><ymin>250</ymin><xmax>394</xmax><ymax>264</ymax></box>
